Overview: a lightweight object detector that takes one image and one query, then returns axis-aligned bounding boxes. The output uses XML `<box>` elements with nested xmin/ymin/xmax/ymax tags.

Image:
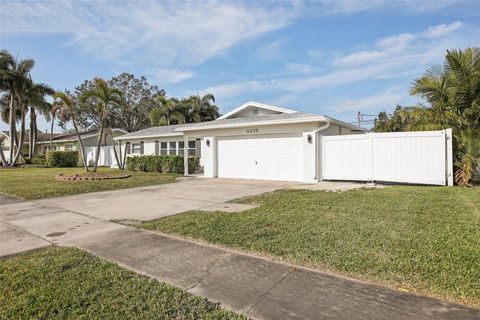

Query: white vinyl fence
<box><xmin>321</xmin><ymin>129</ymin><xmax>453</xmax><ymax>186</ymax></box>
<box><xmin>85</xmin><ymin>146</ymin><xmax>116</xmax><ymax>167</ymax></box>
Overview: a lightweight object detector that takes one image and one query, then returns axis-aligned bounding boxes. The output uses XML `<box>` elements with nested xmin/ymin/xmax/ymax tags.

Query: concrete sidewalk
<box><xmin>1</xmin><ymin>201</ymin><xmax>478</xmax><ymax>319</ymax></box>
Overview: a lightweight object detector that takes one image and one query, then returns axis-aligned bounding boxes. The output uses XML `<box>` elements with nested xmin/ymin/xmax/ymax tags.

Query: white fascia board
<box><xmin>218</xmin><ymin>101</ymin><xmax>297</xmax><ymax>120</ymax></box>
<box><xmin>176</xmin><ymin>116</ymin><xmax>328</xmax><ymax>132</ymax></box>
<box><xmin>114</xmin><ymin>132</ymin><xmax>182</xmax><ymax>141</ymax></box>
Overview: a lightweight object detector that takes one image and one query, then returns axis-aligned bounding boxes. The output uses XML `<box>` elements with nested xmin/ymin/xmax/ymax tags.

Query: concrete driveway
<box><xmin>36</xmin><ymin>178</ymin><xmax>296</xmax><ymax>221</ymax></box>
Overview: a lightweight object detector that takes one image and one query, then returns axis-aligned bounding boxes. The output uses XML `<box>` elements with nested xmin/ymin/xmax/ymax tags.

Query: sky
<box><xmin>1</xmin><ymin>0</ymin><xmax>479</xmax><ymax>132</ymax></box>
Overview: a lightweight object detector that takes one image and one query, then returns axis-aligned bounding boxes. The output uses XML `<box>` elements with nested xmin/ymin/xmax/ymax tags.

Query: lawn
<box><xmin>0</xmin><ymin>167</ymin><xmax>177</xmax><ymax>200</ymax></box>
<box><xmin>0</xmin><ymin>246</ymin><xmax>244</xmax><ymax>319</ymax></box>
<box><xmin>141</xmin><ymin>186</ymin><xmax>480</xmax><ymax>307</ymax></box>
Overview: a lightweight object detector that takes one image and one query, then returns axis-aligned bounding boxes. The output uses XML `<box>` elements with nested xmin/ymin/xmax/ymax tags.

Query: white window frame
<box><xmin>131</xmin><ymin>143</ymin><xmax>141</xmax><ymax>154</ymax></box>
<box><xmin>160</xmin><ymin>142</ymin><xmax>168</xmax><ymax>155</ymax></box>
<box><xmin>168</xmin><ymin>141</ymin><xmax>177</xmax><ymax>155</ymax></box>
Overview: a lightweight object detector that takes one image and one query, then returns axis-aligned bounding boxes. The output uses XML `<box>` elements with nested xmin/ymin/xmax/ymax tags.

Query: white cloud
<box><xmin>328</xmin><ymin>86</ymin><xmax>411</xmax><ymax>113</ymax></box>
<box><xmin>286</xmin><ymin>63</ymin><xmax>318</xmax><ymax>74</ymax></box>
<box><xmin>423</xmin><ymin>21</ymin><xmax>463</xmax><ymax>38</ymax></box>
<box><xmin>199</xmin><ymin>21</ymin><xmax>477</xmax><ymax>101</ymax></box>
<box><xmin>1</xmin><ymin>1</ymin><xmax>299</xmax><ymax>67</ymax></box>
<box><xmin>151</xmin><ymin>69</ymin><xmax>194</xmax><ymax>85</ymax></box>
<box><xmin>255</xmin><ymin>39</ymin><xmax>285</xmax><ymax>61</ymax></box>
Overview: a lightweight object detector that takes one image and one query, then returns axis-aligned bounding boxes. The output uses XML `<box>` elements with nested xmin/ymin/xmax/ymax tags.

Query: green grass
<box><xmin>141</xmin><ymin>186</ymin><xmax>480</xmax><ymax>307</ymax></box>
<box><xmin>0</xmin><ymin>246</ymin><xmax>245</xmax><ymax>319</ymax></box>
<box><xmin>0</xmin><ymin>167</ymin><xmax>177</xmax><ymax>200</ymax></box>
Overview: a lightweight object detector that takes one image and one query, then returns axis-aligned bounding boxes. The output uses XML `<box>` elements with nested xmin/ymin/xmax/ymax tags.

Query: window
<box><xmin>65</xmin><ymin>144</ymin><xmax>73</xmax><ymax>151</ymax></box>
<box><xmin>169</xmin><ymin>142</ymin><xmax>176</xmax><ymax>155</ymax></box>
<box><xmin>178</xmin><ymin>141</ymin><xmax>184</xmax><ymax>156</ymax></box>
<box><xmin>188</xmin><ymin>140</ymin><xmax>196</xmax><ymax>156</ymax></box>
<box><xmin>160</xmin><ymin>142</ymin><xmax>168</xmax><ymax>155</ymax></box>
<box><xmin>131</xmin><ymin>143</ymin><xmax>141</xmax><ymax>154</ymax></box>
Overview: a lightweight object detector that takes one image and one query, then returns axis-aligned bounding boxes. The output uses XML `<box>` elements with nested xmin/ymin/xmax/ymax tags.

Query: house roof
<box><xmin>114</xmin><ymin>124</ymin><xmax>189</xmax><ymax>140</ymax></box>
<box><xmin>37</xmin><ymin>128</ymin><xmax>127</xmax><ymax>144</ymax></box>
<box><xmin>217</xmin><ymin>101</ymin><xmax>297</xmax><ymax>120</ymax></box>
<box><xmin>115</xmin><ymin>101</ymin><xmax>366</xmax><ymax>140</ymax></box>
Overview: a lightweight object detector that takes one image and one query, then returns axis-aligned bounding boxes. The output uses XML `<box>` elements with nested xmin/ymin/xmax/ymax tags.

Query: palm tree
<box><xmin>181</xmin><ymin>94</ymin><xmax>219</xmax><ymax>123</ymax></box>
<box><xmin>49</xmin><ymin>103</ymin><xmax>62</xmax><ymax>151</ymax></box>
<box><xmin>0</xmin><ymin>49</ymin><xmax>34</xmax><ymax>166</ymax></box>
<box><xmin>80</xmin><ymin>78</ymin><xmax>122</xmax><ymax>172</ymax></box>
<box><xmin>410</xmin><ymin>47</ymin><xmax>480</xmax><ymax>185</ymax></box>
<box><xmin>149</xmin><ymin>96</ymin><xmax>183</xmax><ymax>126</ymax></box>
<box><xmin>53</xmin><ymin>92</ymin><xmax>89</xmax><ymax>172</ymax></box>
<box><xmin>26</xmin><ymin>82</ymin><xmax>54</xmax><ymax>158</ymax></box>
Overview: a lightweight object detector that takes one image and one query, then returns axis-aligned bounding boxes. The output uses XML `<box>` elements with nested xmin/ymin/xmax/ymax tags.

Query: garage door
<box><xmin>217</xmin><ymin>133</ymin><xmax>303</xmax><ymax>181</ymax></box>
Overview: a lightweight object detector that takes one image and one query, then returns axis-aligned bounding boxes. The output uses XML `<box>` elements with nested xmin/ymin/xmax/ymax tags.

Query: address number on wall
<box><xmin>246</xmin><ymin>128</ymin><xmax>259</xmax><ymax>134</ymax></box>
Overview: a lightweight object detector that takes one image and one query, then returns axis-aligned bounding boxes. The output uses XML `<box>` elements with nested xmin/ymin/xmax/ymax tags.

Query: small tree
<box><xmin>80</xmin><ymin>78</ymin><xmax>122</xmax><ymax>172</ymax></box>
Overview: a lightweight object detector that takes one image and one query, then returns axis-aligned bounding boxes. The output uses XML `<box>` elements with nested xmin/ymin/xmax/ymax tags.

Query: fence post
<box><xmin>445</xmin><ymin>129</ymin><xmax>454</xmax><ymax>186</ymax></box>
<box><xmin>367</xmin><ymin>133</ymin><xmax>373</xmax><ymax>182</ymax></box>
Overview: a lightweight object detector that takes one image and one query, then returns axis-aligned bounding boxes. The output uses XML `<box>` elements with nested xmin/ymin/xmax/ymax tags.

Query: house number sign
<box><xmin>246</xmin><ymin>128</ymin><xmax>259</xmax><ymax>134</ymax></box>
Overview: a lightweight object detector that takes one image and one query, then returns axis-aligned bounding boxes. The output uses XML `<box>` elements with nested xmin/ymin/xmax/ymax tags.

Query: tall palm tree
<box><xmin>0</xmin><ymin>49</ymin><xmax>34</xmax><ymax>166</ymax></box>
<box><xmin>49</xmin><ymin>103</ymin><xmax>62</xmax><ymax>151</ymax></box>
<box><xmin>154</xmin><ymin>96</ymin><xmax>182</xmax><ymax>125</ymax></box>
<box><xmin>26</xmin><ymin>82</ymin><xmax>54</xmax><ymax>158</ymax></box>
<box><xmin>53</xmin><ymin>92</ymin><xmax>89</xmax><ymax>172</ymax></box>
<box><xmin>80</xmin><ymin>78</ymin><xmax>122</xmax><ymax>172</ymax></box>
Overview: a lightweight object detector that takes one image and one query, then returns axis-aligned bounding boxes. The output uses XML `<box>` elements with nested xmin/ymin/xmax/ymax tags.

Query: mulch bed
<box><xmin>55</xmin><ymin>173</ymin><xmax>131</xmax><ymax>181</ymax></box>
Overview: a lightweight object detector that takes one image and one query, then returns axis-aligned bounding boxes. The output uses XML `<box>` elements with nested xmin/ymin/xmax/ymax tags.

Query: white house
<box><xmin>115</xmin><ymin>101</ymin><xmax>365</xmax><ymax>183</ymax></box>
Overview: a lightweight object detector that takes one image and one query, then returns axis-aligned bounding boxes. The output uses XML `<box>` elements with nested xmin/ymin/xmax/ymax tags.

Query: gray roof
<box><xmin>177</xmin><ymin>112</ymin><xmax>321</xmax><ymax>130</ymax></box>
<box><xmin>116</xmin><ymin>123</ymin><xmax>191</xmax><ymax>140</ymax></box>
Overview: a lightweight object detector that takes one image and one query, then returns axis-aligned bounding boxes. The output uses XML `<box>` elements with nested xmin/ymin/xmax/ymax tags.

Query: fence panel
<box><xmin>321</xmin><ymin>130</ymin><xmax>452</xmax><ymax>186</ymax></box>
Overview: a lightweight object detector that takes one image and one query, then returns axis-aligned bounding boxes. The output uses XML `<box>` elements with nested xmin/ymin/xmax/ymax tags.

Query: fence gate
<box><xmin>321</xmin><ymin>129</ymin><xmax>453</xmax><ymax>186</ymax></box>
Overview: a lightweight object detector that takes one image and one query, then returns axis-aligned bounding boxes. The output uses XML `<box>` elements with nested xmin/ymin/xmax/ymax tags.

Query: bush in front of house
<box><xmin>126</xmin><ymin>155</ymin><xmax>199</xmax><ymax>174</ymax></box>
<box><xmin>31</xmin><ymin>154</ymin><xmax>47</xmax><ymax>166</ymax></box>
<box><xmin>45</xmin><ymin>151</ymin><xmax>79</xmax><ymax>167</ymax></box>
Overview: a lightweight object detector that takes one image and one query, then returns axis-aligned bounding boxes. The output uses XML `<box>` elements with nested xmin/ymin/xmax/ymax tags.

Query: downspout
<box><xmin>313</xmin><ymin>121</ymin><xmax>330</xmax><ymax>182</ymax></box>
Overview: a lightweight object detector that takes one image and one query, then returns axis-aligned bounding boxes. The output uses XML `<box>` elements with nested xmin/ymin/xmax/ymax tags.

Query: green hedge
<box><xmin>126</xmin><ymin>155</ymin><xmax>199</xmax><ymax>174</ymax></box>
<box><xmin>31</xmin><ymin>154</ymin><xmax>47</xmax><ymax>166</ymax></box>
<box><xmin>45</xmin><ymin>151</ymin><xmax>79</xmax><ymax>167</ymax></box>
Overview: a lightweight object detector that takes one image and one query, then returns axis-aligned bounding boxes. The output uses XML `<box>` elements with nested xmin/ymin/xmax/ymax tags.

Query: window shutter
<box><xmin>155</xmin><ymin>141</ymin><xmax>159</xmax><ymax>155</ymax></box>
<box><xmin>140</xmin><ymin>141</ymin><xmax>144</xmax><ymax>155</ymax></box>
<box><xmin>126</xmin><ymin>142</ymin><xmax>130</xmax><ymax>154</ymax></box>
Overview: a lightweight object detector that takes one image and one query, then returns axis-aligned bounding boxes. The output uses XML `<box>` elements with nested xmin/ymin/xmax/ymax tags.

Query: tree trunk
<box><xmin>93</xmin><ymin>123</ymin><xmax>104</xmax><ymax>172</ymax></box>
<box><xmin>8</xmin><ymin>93</ymin><xmax>15</xmax><ymax>165</ymax></box>
<box><xmin>32</xmin><ymin>111</ymin><xmax>37</xmax><ymax>156</ymax></box>
<box><xmin>12</xmin><ymin>109</ymin><xmax>26</xmax><ymax>165</ymax></box>
<box><xmin>72</xmin><ymin>116</ymin><xmax>88</xmax><ymax>172</ymax></box>
<box><xmin>112</xmin><ymin>137</ymin><xmax>122</xmax><ymax>169</ymax></box>
<box><xmin>29</xmin><ymin>107</ymin><xmax>34</xmax><ymax>158</ymax></box>
<box><xmin>50</xmin><ymin>111</ymin><xmax>55</xmax><ymax>151</ymax></box>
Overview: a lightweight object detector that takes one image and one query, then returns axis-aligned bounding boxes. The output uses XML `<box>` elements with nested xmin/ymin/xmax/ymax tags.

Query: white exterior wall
<box><xmin>201</xmin><ymin>137</ymin><xmax>216</xmax><ymax>178</ymax></box>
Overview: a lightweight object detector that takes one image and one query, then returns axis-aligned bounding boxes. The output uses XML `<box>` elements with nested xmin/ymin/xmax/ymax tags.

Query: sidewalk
<box><xmin>1</xmin><ymin>198</ymin><xmax>479</xmax><ymax>319</ymax></box>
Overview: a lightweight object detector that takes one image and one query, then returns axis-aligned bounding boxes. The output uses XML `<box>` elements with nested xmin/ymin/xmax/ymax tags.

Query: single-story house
<box><xmin>2</xmin><ymin>128</ymin><xmax>127</xmax><ymax>166</ymax></box>
<box><xmin>36</xmin><ymin>128</ymin><xmax>127</xmax><ymax>166</ymax></box>
<box><xmin>115</xmin><ymin>101</ymin><xmax>365</xmax><ymax>183</ymax></box>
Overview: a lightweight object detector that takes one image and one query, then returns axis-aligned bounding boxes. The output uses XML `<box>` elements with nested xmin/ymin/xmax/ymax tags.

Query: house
<box><xmin>2</xmin><ymin>128</ymin><xmax>127</xmax><ymax>166</ymax></box>
<box><xmin>115</xmin><ymin>102</ymin><xmax>365</xmax><ymax>183</ymax></box>
<box><xmin>36</xmin><ymin>128</ymin><xmax>127</xmax><ymax>166</ymax></box>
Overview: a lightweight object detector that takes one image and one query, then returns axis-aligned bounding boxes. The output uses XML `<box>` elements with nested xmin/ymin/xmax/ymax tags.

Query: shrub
<box><xmin>31</xmin><ymin>154</ymin><xmax>47</xmax><ymax>166</ymax></box>
<box><xmin>126</xmin><ymin>155</ymin><xmax>199</xmax><ymax>174</ymax></box>
<box><xmin>45</xmin><ymin>151</ymin><xmax>79</xmax><ymax>167</ymax></box>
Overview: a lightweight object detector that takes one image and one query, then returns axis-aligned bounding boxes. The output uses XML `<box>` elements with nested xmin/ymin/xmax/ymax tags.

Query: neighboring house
<box><xmin>36</xmin><ymin>128</ymin><xmax>127</xmax><ymax>166</ymax></box>
<box><xmin>115</xmin><ymin>101</ymin><xmax>365</xmax><ymax>183</ymax></box>
<box><xmin>2</xmin><ymin>128</ymin><xmax>127</xmax><ymax>166</ymax></box>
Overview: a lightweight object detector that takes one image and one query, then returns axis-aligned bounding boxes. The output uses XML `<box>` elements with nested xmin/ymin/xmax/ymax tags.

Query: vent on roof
<box><xmin>252</xmin><ymin>109</ymin><xmax>259</xmax><ymax>114</ymax></box>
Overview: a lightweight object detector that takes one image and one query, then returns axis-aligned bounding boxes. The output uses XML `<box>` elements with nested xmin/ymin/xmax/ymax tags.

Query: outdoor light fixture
<box><xmin>206</xmin><ymin>139</ymin><xmax>210</xmax><ymax>147</ymax></box>
<box><xmin>307</xmin><ymin>134</ymin><xmax>312</xmax><ymax>144</ymax></box>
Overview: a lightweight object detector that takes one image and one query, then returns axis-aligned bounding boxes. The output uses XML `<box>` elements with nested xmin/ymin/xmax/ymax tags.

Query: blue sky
<box><xmin>1</xmin><ymin>0</ymin><xmax>479</xmax><ymax>131</ymax></box>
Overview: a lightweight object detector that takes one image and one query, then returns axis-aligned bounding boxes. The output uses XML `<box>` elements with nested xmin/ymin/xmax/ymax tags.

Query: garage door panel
<box><xmin>217</xmin><ymin>134</ymin><xmax>303</xmax><ymax>181</ymax></box>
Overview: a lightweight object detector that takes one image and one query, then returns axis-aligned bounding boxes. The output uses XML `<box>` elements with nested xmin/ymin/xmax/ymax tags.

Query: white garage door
<box><xmin>217</xmin><ymin>133</ymin><xmax>303</xmax><ymax>181</ymax></box>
